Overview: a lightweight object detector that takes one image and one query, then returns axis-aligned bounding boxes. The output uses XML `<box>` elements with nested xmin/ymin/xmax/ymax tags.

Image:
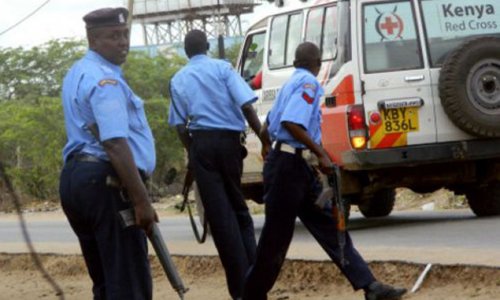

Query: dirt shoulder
<box><xmin>1</xmin><ymin>253</ymin><xmax>499</xmax><ymax>300</ymax></box>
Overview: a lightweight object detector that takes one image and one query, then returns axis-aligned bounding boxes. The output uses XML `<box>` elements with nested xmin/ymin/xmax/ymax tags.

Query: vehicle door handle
<box><xmin>404</xmin><ymin>75</ymin><xmax>425</xmax><ymax>82</ymax></box>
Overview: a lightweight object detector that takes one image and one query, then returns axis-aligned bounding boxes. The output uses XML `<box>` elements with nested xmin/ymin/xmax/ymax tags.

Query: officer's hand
<box><xmin>261</xmin><ymin>142</ymin><xmax>271</xmax><ymax>160</ymax></box>
<box><xmin>318</xmin><ymin>154</ymin><xmax>334</xmax><ymax>175</ymax></box>
<box><xmin>134</xmin><ymin>202</ymin><xmax>158</xmax><ymax>236</ymax></box>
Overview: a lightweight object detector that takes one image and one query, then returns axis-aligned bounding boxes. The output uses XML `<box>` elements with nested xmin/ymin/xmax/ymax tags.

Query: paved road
<box><xmin>1</xmin><ymin>209</ymin><xmax>499</xmax><ymax>266</ymax></box>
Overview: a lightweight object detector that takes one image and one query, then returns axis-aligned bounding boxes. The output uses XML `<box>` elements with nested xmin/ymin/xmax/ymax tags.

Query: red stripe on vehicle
<box><xmin>376</xmin><ymin>132</ymin><xmax>403</xmax><ymax>148</ymax></box>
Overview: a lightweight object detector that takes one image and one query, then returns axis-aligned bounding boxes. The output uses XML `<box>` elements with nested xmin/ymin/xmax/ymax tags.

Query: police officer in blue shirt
<box><xmin>168</xmin><ymin>29</ymin><xmax>264</xmax><ymax>300</ymax></box>
<box><xmin>243</xmin><ymin>42</ymin><xmax>407</xmax><ymax>300</ymax></box>
<box><xmin>59</xmin><ymin>7</ymin><xmax>157</xmax><ymax>300</ymax></box>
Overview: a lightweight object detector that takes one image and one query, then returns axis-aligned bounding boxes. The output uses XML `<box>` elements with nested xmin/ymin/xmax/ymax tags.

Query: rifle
<box><xmin>315</xmin><ymin>165</ymin><xmax>348</xmax><ymax>267</ymax></box>
<box><xmin>119</xmin><ymin>208</ymin><xmax>188</xmax><ymax>299</ymax></box>
<box><xmin>328</xmin><ymin>165</ymin><xmax>348</xmax><ymax>267</ymax></box>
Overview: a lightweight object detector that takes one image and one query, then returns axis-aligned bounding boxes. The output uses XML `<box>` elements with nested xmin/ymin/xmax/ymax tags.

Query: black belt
<box><xmin>273</xmin><ymin>141</ymin><xmax>309</xmax><ymax>157</ymax></box>
<box><xmin>69</xmin><ymin>153</ymin><xmax>149</xmax><ymax>182</ymax></box>
<box><xmin>190</xmin><ymin>130</ymin><xmax>243</xmax><ymax>139</ymax></box>
<box><xmin>71</xmin><ymin>153</ymin><xmax>106</xmax><ymax>163</ymax></box>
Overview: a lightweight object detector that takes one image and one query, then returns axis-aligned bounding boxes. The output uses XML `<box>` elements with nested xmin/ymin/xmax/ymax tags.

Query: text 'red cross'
<box><xmin>380</xmin><ymin>16</ymin><xmax>398</xmax><ymax>35</ymax></box>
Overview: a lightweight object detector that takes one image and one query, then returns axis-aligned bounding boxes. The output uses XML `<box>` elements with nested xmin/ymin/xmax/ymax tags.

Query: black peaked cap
<box><xmin>83</xmin><ymin>7</ymin><xmax>129</xmax><ymax>29</ymax></box>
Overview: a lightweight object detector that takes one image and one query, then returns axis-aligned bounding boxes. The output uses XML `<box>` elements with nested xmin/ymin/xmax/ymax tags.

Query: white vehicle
<box><xmin>237</xmin><ymin>0</ymin><xmax>500</xmax><ymax>217</ymax></box>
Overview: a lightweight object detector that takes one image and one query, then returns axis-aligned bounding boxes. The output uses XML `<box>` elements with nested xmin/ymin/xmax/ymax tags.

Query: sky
<box><xmin>0</xmin><ymin>0</ymin><xmax>273</xmax><ymax>49</ymax></box>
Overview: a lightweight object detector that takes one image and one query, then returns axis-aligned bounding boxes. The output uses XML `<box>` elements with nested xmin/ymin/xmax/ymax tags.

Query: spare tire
<box><xmin>439</xmin><ymin>37</ymin><xmax>500</xmax><ymax>137</ymax></box>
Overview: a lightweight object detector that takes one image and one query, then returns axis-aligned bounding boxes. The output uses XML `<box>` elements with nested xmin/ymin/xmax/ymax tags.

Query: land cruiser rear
<box><xmin>238</xmin><ymin>0</ymin><xmax>500</xmax><ymax>217</ymax></box>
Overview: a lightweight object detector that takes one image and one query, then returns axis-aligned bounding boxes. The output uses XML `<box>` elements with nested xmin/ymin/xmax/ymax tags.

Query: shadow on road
<box><xmin>346</xmin><ymin>210</ymin><xmax>500</xmax><ymax>231</ymax></box>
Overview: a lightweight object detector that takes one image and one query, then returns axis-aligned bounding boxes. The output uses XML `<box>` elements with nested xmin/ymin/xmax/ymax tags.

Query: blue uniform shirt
<box><xmin>168</xmin><ymin>54</ymin><xmax>257</xmax><ymax>131</ymax></box>
<box><xmin>267</xmin><ymin>68</ymin><xmax>324</xmax><ymax>149</ymax></box>
<box><xmin>61</xmin><ymin>50</ymin><xmax>156</xmax><ymax>174</ymax></box>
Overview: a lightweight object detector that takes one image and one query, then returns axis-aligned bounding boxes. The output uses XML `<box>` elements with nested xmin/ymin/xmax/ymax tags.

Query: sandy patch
<box><xmin>1</xmin><ymin>254</ymin><xmax>499</xmax><ymax>300</ymax></box>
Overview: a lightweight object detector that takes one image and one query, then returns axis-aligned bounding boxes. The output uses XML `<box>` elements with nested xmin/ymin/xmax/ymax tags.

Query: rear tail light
<box><xmin>347</xmin><ymin>105</ymin><xmax>367</xmax><ymax>149</ymax></box>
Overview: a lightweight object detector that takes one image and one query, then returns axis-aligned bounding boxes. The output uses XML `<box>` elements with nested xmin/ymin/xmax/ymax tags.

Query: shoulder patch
<box><xmin>303</xmin><ymin>83</ymin><xmax>316</xmax><ymax>90</ymax></box>
<box><xmin>302</xmin><ymin>92</ymin><xmax>314</xmax><ymax>104</ymax></box>
<box><xmin>98</xmin><ymin>79</ymin><xmax>118</xmax><ymax>87</ymax></box>
<box><xmin>301</xmin><ymin>82</ymin><xmax>317</xmax><ymax>104</ymax></box>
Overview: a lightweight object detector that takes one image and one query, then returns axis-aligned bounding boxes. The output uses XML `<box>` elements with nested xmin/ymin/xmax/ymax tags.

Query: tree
<box><xmin>224</xmin><ymin>41</ymin><xmax>243</xmax><ymax>67</ymax></box>
<box><xmin>0</xmin><ymin>39</ymin><xmax>85</xmax><ymax>101</ymax></box>
<box><xmin>0</xmin><ymin>98</ymin><xmax>65</xmax><ymax>199</ymax></box>
<box><xmin>209</xmin><ymin>41</ymin><xmax>243</xmax><ymax>67</ymax></box>
<box><xmin>122</xmin><ymin>49</ymin><xmax>187</xmax><ymax>99</ymax></box>
<box><xmin>144</xmin><ymin>99</ymin><xmax>185</xmax><ymax>189</ymax></box>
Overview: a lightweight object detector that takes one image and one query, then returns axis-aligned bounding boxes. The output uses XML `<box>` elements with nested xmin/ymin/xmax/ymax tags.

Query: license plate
<box><xmin>381</xmin><ymin>107</ymin><xmax>419</xmax><ymax>133</ymax></box>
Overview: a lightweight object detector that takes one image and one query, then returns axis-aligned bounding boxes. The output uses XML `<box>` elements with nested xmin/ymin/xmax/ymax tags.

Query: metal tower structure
<box><xmin>130</xmin><ymin>0</ymin><xmax>259</xmax><ymax>46</ymax></box>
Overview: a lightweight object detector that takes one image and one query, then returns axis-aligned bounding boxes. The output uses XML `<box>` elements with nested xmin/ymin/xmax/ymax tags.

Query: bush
<box><xmin>0</xmin><ymin>98</ymin><xmax>65</xmax><ymax>199</ymax></box>
<box><xmin>0</xmin><ymin>97</ymin><xmax>184</xmax><ymax>202</ymax></box>
<box><xmin>144</xmin><ymin>98</ymin><xmax>185</xmax><ymax>188</ymax></box>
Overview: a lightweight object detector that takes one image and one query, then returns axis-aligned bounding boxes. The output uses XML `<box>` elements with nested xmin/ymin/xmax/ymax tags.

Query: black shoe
<box><xmin>364</xmin><ymin>281</ymin><xmax>407</xmax><ymax>300</ymax></box>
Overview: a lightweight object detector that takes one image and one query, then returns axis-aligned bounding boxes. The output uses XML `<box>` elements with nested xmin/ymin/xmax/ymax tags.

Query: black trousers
<box><xmin>190</xmin><ymin>130</ymin><xmax>257</xmax><ymax>299</ymax></box>
<box><xmin>243</xmin><ymin>150</ymin><xmax>375</xmax><ymax>300</ymax></box>
<box><xmin>59</xmin><ymin>158</ymin><xmax>152</xmax><ymax>300</ymax></box>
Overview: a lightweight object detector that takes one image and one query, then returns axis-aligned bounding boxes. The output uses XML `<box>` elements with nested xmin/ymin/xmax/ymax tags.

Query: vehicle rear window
<box><xmin>305</xmin><ymin>7</ymin><xmax>323</xmax><ymax>51</ymax></box>
<box><xmin>322</xmin><ymin>6</ymin><xmax>338</xmax><ymax>60</ymax></box>
<box><xmin>362</xmin><ymin>1</ymin><xmax>423</xmax><ymax>73</ymax></box>
<box><xmin>305</xmin><ymin>5</ymin><xmax>338</xmax><ymax>61</ymax></box>
<box><xmin>269</xmin><ymin>12</ymin><xmax>303</xmax><ymax>69</ymax></box>
<box><xmin>286</xmin><ymin>14</ymin><xmax>303</xmax><ymax>66</ymax></box>
<box><xmin>268</xmin><ymin>15</ymin><xmax>288</xmax><ymax>69</ymax></box>
<box><xmin>420</xmin><ymin>0</ymin><xmax>500</xmax><ymax>67</ymax></box>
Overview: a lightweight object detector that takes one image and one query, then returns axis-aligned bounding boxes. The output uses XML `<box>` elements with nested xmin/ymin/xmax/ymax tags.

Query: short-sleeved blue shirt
<box><xmin>168</xmin><ymin>54</ymin><xmax>257</xmax><ymax>131</ymax></box>
<box><xmin>267</xmin><ymin>68</ymin><xmax>324</xmax><ymax>149</ymax></box>
<box><xmin>61</xmin><ymin>50</ymin><xmax>156</xmax><ymax>174</ymax></box>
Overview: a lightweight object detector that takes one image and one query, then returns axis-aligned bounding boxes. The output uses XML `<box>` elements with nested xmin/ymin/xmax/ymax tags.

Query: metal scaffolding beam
<box><xmin>130</xmin><ymin>0</ymin><xmax>258</xmax><ymax>46</ymax></box>
<box><xmin>139</xmin><ymin>15</ymin><xmax>244</xmax><ymax>45</ymax></box>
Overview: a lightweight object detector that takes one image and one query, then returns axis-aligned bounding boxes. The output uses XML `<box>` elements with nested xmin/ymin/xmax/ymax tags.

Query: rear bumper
<box><xmin>342</xmin><ymin>139</ymin><xmax>500</xmax><ymax>170</ymax></box>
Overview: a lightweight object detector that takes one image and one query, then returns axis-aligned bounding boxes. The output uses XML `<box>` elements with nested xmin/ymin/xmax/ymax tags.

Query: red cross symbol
<box><xmin>380</xmin><ymin>16</ymin><xmax>399</xmax><ymax>35</ymax></box>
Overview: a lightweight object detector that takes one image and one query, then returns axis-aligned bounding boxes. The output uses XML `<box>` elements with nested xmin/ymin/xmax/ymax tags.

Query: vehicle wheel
<box><xmin>465</xmin><ymin>183</ymin><xmax>500</xmax><ymax>217</ymax></box>
<box><xmin>439</xmin><ymin>37</ymin><xmax>500</xmax><ymax>137</ymax></box>
<box><xmin>358</xmin><ymin>189</ymin><xmax>395</xmax><ymax>218</ymax></box>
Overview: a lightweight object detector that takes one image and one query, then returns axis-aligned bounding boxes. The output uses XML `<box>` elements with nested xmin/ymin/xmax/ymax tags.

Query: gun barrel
<box><xmin>149</xmin><ymin>224</ymin><xmax>187</xmax><ymax>299</ymax></box>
